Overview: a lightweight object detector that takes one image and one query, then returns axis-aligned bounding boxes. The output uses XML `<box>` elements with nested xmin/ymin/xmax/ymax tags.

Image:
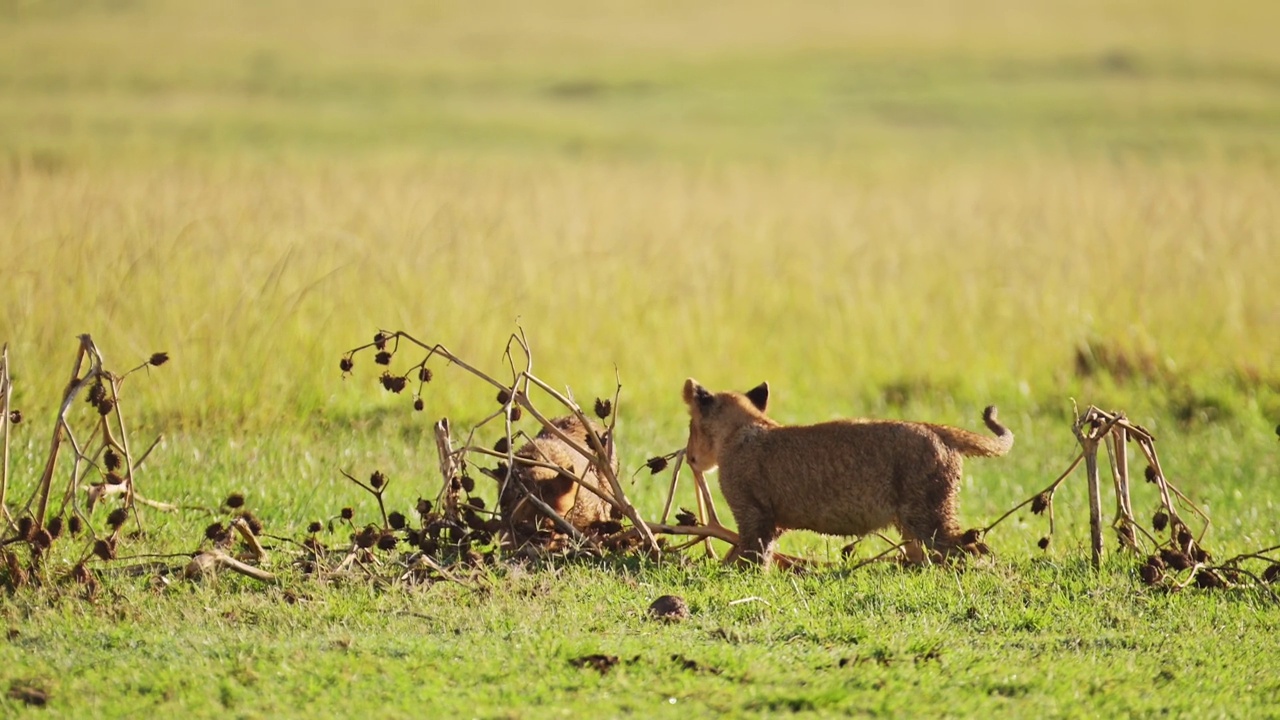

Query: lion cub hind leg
<box><xmin>895</xmin><ymin>470</ymin><xmax>966</xmax><ymax>559</ymax></box>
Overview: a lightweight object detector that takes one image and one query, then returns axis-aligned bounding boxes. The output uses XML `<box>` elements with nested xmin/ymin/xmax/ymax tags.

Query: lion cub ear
<box><xmin>682</xmin><ymin>378</ymin><xmax>714</xmax><ymax>409</ymax></box>
<box><xmin>745</xmin><ymin>382</ymin><xmax>770</xmax><ymax>412</ymax></box>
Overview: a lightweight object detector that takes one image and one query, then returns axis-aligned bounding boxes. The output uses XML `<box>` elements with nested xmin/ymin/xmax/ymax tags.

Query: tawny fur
<box><xmin>498</xmin><ymin>416</ymin><xmax>618</xmax><ymax>532</ymax></box>
<box><xmin>682</xmin><ymin>379</ymin><xmax>1013</xmax><ymax>567</ymax></box>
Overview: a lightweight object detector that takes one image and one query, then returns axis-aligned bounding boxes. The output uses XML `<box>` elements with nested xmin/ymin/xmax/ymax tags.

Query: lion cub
<box><xmin>682</xmin><ymin>379</ymin><xmax>1013</xmax><ymax>566</ymax></box>
<box><xmin>497</xmin><ymin>416</ymin><xmax>619</xmax><ymax>533</ymax></box>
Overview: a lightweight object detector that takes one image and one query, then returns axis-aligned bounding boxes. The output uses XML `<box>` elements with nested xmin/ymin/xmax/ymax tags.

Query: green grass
<box><xmin>2</xmin><ymin>0</ymin><xmax>1280</xmax><ymax>715</ymax></box>
<box><xmin>4</xmin><ymin>554</ymin><xmax>1280</xmax><ymax>717</ymax></box>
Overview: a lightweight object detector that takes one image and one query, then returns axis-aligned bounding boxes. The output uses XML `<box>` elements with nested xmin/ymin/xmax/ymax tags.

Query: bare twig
<box><xmin>0</xmin><ymin>344</ymin><xmax>12</xmax><ymax>529</ymax></box>
<box><xmin>185</xmin><ymin>549</ymin><xmax>276</xmax><ymax>584</ymax></box>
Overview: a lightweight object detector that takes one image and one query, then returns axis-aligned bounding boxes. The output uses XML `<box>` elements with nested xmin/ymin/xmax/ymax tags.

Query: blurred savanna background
<box><xmin>1</xmin><ymin>0</ymin><xmax>1278</xmax><ymax>538</ymax></box>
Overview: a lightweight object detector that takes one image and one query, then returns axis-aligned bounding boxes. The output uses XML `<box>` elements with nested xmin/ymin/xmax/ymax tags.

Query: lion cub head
<box><xmin>681</xmin><ymin>378</ymin><xmax>771</xmax><ymax>472</ymax></box>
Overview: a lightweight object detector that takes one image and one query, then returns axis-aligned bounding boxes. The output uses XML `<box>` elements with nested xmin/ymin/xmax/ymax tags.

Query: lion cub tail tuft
<box><xmin>933</xmin><ymin>405</ymin><xmax>1014</xmax><ymax>457</ymax></box>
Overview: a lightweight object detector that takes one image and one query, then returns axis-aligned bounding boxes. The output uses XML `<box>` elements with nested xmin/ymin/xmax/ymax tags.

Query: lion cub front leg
<box><xmin>728</xmin><ymin>506</ymin><xmax>780</xmax><ymax>568</ymax></box>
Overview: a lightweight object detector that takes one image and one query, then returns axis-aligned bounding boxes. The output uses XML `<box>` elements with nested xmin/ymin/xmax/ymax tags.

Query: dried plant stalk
<box><xmin>0</xmin><ymin>344</ymin><xmax>11</xmax><ymax>528</ymax></box>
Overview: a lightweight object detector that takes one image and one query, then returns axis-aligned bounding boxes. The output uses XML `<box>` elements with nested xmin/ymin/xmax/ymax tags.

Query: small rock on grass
<box><xmin>648</xmin><ymin>595</ymin><xmax>690</xmax><ymax>622</ymax></box>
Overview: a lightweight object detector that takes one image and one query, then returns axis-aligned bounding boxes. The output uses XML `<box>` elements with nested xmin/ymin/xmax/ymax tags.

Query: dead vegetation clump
<box><xmin>0</xmin><ymin>336</ymin><xmax>171</xmax><ymax>598</ymax></box>
<box><xmin>5</xmin><ymin>329</ymin><xmax>1277</xmax><ymax>600</ymax></box>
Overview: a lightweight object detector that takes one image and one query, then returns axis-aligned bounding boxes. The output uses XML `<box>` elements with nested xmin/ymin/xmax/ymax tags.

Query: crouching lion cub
<box><xmin>497</xmin><ymin>416</ymin><xmax>619</xmax><ymax>534</ymax></box>
<box><xmin>682</xmin><ymin>379</ymin><xmax>1013</xmax><ymax>567</ymax></box>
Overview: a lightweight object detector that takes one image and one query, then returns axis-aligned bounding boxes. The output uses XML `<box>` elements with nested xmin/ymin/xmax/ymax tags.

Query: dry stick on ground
<box><xmin>185</xmin><ymin>549</ymin><xmax>277</xmax><ymax>584</ymax></box>
<box><xmin>1</xmin><ymin>345</ymin><xmax>12</xmax><ymax>529</ymax></box>
<box><xmin>691</xmin><ymin>468</ymin><xmax>723</xmax><ymax>558</ymax></box>
<box><xmin>230</xmin><ymin>517</ymin><xmax>268</xmax><ymax>561</ymax></box>
<box><xmin>28</xmin><ymin>335</ymin><xmax>92</xmax><ymax>527</ymax></box>
<box><xmin>1106</xmin><ymin>424</ymin><xmax>1140</xmax><ymax>551</ymax></box>
<box><xmin>101</xmin><ymin>376</ymin><xmax>141</xmax><ymax>531</ymax></box>
<box><xmin>434</xmin><ymin>419</ymin><xmax>461</xmax><ymax>522</ymax></box>
<box><xmin>1073</xmin><ymin>406</ymin><xmax>1124</xmax><ymax>568</ymax></box>
<box><xmin>655</xmin><ymin>450</ymin><xmax>716</xmax><ymax>558</ymax></box>
<box><xmin>658</xmin><ymin>450</ymin><xmax>684</xmax><ymax>524</ymax></box>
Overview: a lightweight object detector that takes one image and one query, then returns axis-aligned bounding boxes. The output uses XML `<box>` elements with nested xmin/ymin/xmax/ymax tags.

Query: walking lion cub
<box><xmin>681</xmin><ymin>379</ymin><xmax>1013</xmax><ymax>567</ymax></box>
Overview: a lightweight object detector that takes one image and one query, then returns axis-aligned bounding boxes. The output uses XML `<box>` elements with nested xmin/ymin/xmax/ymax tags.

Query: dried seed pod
<box><xmin>1030</xmin><ymin>492</ymin><xmax>1050</xmax><ymax>515</ymax></box>
<box><xmin>1146</xmin><ymin>554</ymin><xmax>1165</xmax><ymax>570</ymax></box>
<box><xmin>105</xmin><ymin>472</ymin><xmax>124</xmax><ymax>485</ymax></box>
<box><xmin>339</xmin><ymin>357</ymin><xmax>354</xmax><ymax>373</ymax></box>
<box><xmin>1038</xmin><ymin>536</ymin><xmax>1051</xmax><ymax>550</ymax></box>
<box><xmin>240</xmin><ymin>512</ymin><xmax>263</xmax><ymax>535</ymax></box>
<box><xmin>493</xmin><ymin>437</ymin><xmax>510</xmax><ymax>455</ymax></box>
<box><xmin>224</xmin><ymin>493</ymin><xmax>245</xmax><ymax>509</ymax></box>
<box><xmin>1160</xmin><ymin>548</ymin><xmax>1192</xmax><ymax>570</ymax></box>
<box><xmin>92</xmin><ymin>539</ymin><xmax>115</xmax><ymax>561</ymax></box>
<box><xmin>205</xmin><ymin>522</ymin><xmax>227</xmax><ymax>541</ymax></box>
<box><xmin>1176</xmin><ymin>527</ymin><xmax>1194</xmax><ymax>548</ymax></box>
<box><xmin>1117</xmin><ymin>524</ymin><xmax>1136</xmax><ymax>546</ymax></box>
<box><xmin>413</xmin><ymin>398</ymin><xmax>424</xmax><ymax>412</ymax></box>
<box><xmin>31</xmin><ymin>529</ymin><xmax>52</xmax><ymax>551</ymax></box>
<box><xmin>1139</xmin><ymin>563</ymin><xmax>1163</xmax><ymax>586</ymax></box>
<box><xmin>508</xmin><ymin>405</ymin><xmax>523</xmax><ymax>421</ymax></box>
<box><xmin>462</xmin><ymin>508</ymin><xmax>486</xmax><ymax>532</ymax></box>
<box><xmin>594</xmin><ymin>398</ymin><xmax>612</xmax><ymax>419</ymax></box>
<box><xmin>96</xmin><ymin>398</ymin><xmax>116</xmax><ymax>416</ymax></box>
<box><xmin>1263</xmin><ymin>564</ymin><xmax>1280</xmax><ymax>584</ymax></box>
<box><xmin>675</xmin><ymin>508</ymin><xmax>698</xmax><ymax>527</ymax></box>
<box><xmin>68</xmin><ymin>516</ymin><xmax>83</xmax><ymax>536</ymax></box>
<box><xmin>960</xmin><ymin>528</ymin><xmax>982</xmax><ymax>545</ymax></box>
<box><xmin>415</xmin><ymin>498</ymin><xmax>433</xmax><ymax>517</ymax></box>
<box><xmin>1194</xmin><ymin>570</ymin><xmax>1224</xmax><ymax>589</ymax></box>
<box><xmin>106</xmin><ymin>507</ymin><xmax>129</xmax><ymax>530</ymax></box>
<box><xmin>374</xmin><ymin>332</ymin><xmax>388</xmax><ymax>350</ymax></box>
<box><xmin>340</xmin><ymin>507</ymin><xmax>354</xmax><ymax>520</ymax></box>
<box><xmin>307</xmin><ymin>521</ymin><xmax>323</xmax><ymax>534</ymax></box>
<box><xmin>388</xmin><ymin>512</ymin><xmax>407</xmax><ymax>530</ymax></box>
<box><xmin>356</xmin><ymin>525</ymin><xmax>379</xmax><ymax>549</ymax></box>
<box><xmin>104</xmin><ymin>448</ymin><xmax>121</xmax><ymax>471</ymax></box>
<box><xmin>87</xmin><ymin>383</ymin><xmax>107</xmax><ymax>405</ymax></box>
<box><xmin>46</xmin><ymin>517</ymin><xmax>64</xmax><ymax>540</ymax></box>
<box><xmin>1144</xmin><ymin>465</ymin><xmax>1159</xmax><ymax>483</ymax></box>
<box><xmin>16</xmin><ymin>516</ymin><xmax>34</xmax><ymax>540</ymax></box>
<box><xmin>7</xmin><ymin>410</ymin><xmax>21</xmax><ymax>424</ymax></box>
<box><xmin>646</xmin><ymin>456</ymin><xmax>669</xmax><ymax>474</ymax></box>
<box><xmin>1152</xmin><ymin>510</ymin><xmax>1169</xmax><ymax>532</ymax></box>
<box><xmin>496</xmin><ymin>389</ymin><xmax>512</xmax><ymax>406</ymax></box>
<box><xmin>374</xmin><ymin>351</ymin><xmax>392</xmax><ymax>366</ymax></box>
<box><xmin>460</xmin><ymin>475</ymin><xmax>475</xmax><ymax>493</ymax></box>
<box><xmin>376</xmin><ymin>533</ymin><xmax>398</xmax><ymax>551</ymax></box>
<box><xmin>418</xmin><ymin>368</ymin><xmax>433</xmax><ymax>383</ymax></box>
<box><xmin>148</xmin><ymin>352</ymin><xmax>170</xmax><ymax>367</ymax></box>
<box><xmin>466</xmin><ymin>496</ymin><xmax>486</xmax><ymax>510</ymax></box>
<box><xmin>369</xmin><ymin>471</ymin><xmax>386</xmax><ymax>489</ymax></box>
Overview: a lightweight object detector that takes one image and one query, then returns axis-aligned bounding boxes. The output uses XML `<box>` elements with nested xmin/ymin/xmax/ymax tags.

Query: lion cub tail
<box><xmin>933</xmin><ymin>405</ymin><xmax>1014</xmax><ymax>458</ymax></box>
